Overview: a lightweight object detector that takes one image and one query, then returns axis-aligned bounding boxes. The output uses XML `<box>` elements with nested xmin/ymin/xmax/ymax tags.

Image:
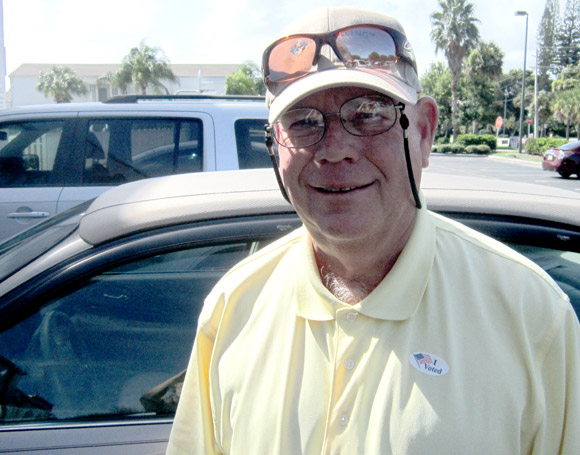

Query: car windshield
<box><xmin>560</xmin><ymin>141</ymin><xmax>580</xmax><ymax>150</ymax></box>
<box><xmin>0</xmin><ymin>200</ymin><xmax>90</xmax><ymax>281</ymax></box>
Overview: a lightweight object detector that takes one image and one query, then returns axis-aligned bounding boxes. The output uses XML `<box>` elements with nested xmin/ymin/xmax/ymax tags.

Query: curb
<box><xmin>488</xmin><ymin>155</ymin><xmax>542</xmax><ymax>167</ymax></box>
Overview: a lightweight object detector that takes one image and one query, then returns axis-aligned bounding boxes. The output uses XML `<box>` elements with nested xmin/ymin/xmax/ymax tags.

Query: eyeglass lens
<box><xmin>268</xmin><ymin>37</ymin><xmax>317</xmax><ymax>83</ymax></box>
<box><xmin>336</xmin><ymin>27</ymin><xmax>398</xmax><ymax>68</ymax></box>
<box><xmin>274</xmin><ymin>96</ymin><xmax>398</xmax><ymax>148</ymax></box>
<box><xmin>267</xmin><ymin>26</ymin><xmax>398</xmax><ymax>85</ymax></box>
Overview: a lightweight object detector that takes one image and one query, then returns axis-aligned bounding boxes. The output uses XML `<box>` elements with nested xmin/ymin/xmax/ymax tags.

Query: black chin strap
<box><xmin>265</xmin><ymin>124</ymin><xmax>291</xmax><ymax>203</ymax></box>
<box><xmin>264</xmin><ymin>111</ymin><xmax>422</xmax><ymax>209</ymax></box>
<box><xmin>398</xmin><ymin>104</ymin><xmax>422</xmax><ymax>209</ymax></box>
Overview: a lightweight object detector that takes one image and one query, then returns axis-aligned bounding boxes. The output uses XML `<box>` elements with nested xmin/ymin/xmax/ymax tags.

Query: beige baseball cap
<box><xmin>264</xmin><ymin>7</ymin><xmax>422</xmax><ymax>123</ymax></box>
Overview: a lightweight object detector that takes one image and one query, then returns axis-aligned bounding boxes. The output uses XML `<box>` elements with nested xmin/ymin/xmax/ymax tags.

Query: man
<box><xmin>168</xmin><ymin>7</ymin><xmax>580</xmax><ymax>454</ymax></box>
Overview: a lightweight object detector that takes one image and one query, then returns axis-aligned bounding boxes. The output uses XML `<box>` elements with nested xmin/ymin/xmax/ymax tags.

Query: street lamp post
<box><xmin>534</xmin><ymin>52</ymin><xmax>538</xmax><ymax>138</ymax></box>
<box><xmin>515</xmin><ymin>11</ymin><xmax>528</xmax><ymax>153</ymax></box>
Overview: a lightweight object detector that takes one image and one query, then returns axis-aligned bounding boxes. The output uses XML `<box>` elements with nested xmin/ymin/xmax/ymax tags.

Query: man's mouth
<box><xmin>314</xmin><ymin>182</ymin><xmax>373</xmax><ymax>194</ymax></box>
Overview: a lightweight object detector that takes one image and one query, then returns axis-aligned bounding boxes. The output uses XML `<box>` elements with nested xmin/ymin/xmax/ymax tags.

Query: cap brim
<box><xmin>268</xmin><ymin>68</ymin><xmax>418</xmax><ymax>123</ymax></box>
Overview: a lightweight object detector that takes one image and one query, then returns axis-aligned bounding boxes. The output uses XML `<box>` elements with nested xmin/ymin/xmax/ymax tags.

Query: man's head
<box><xmin>262</xmin><ymin>7</ymin><xmax>438</xmax><ymax>251</ymax></box>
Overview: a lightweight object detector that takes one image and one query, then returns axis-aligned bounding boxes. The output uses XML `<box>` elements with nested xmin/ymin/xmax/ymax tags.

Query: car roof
<box><xmin>0</xmin><ymin>96</ymin><xmax>268</xmax><ymax>118</ymax></box>
<box><xmin>78</xmin><ymin>168</ymin><xmax>580</xmax><ymax>246</ymax></box>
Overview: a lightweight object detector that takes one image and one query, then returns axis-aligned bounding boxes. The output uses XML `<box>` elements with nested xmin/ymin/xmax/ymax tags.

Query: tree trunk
<box><xmin>450</xmin><ymin>71</ymin><xmax>460</xmax><ymax>141</ymax></box>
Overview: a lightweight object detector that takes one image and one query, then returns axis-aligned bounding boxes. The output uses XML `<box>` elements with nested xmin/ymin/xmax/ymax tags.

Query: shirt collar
<box><xmin>294</xmin><ymin>196</ymin><xmax>436</xmax><ymax>321</ymax></box>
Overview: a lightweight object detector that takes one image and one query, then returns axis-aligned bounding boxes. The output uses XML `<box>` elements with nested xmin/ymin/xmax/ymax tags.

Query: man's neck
<box><xmin>311</xmin><ymin>215</ymin><xmax>416</xmax><ymax>304</ymax></box>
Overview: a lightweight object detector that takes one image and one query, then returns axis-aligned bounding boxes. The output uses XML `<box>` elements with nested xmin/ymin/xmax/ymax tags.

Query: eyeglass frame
<box><xmin>262</xmin><ymin>24</ymin><xmax>417</xmax><ymax>91</ymax></box>
<box><xmin>271</xmin><ymin>94</ymin><xmax>404</xmax><ymax>149</ymax></box>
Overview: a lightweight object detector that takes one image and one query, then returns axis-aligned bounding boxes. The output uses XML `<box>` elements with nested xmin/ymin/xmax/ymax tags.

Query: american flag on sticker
<box><xmin>413</xmin><ymin>353</ymin><xmax>433</xmax><ymax>365</ymax></box>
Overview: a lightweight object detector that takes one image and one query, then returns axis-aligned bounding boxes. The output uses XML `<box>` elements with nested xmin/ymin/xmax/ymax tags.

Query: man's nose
<box><xmin>313</xmin><ymin>114</ymin><xmax>363</xmax><ymax>163</ymax></box>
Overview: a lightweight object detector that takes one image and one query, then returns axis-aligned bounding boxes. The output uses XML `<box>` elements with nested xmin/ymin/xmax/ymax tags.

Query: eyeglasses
<box><xmin>262</xmin><ymin>24</ymin><xmax>416</xmax><ymax>93</ymax></box>
<box><xmin>272</xmin><ymin>95</ymin><xmax>401</xmax><ymax>149</ymax></box>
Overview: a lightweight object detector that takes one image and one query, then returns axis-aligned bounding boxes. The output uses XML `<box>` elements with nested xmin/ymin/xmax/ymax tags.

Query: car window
<box><xmin>82</xmin><ymin>118</ymin><xmax>203</xmax><ymax>184</ymax></box>
<box><xmin>235</xmin><ymin>119</ymin><xmax>272</xmax><ymax>169</ymax></box>
<box><xmin>0</xmin><ymin>239</ymin><xmax>254</xmax><ymax>425</ymax></box>
<box><xmin>0</xmin><ymin>121</ymin><xmax>64</xmax><ymax>187</ymax></box>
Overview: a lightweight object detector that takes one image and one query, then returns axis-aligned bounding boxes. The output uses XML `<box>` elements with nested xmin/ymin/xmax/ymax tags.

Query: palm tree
<box><xmin>430</xmin><ymin>0</ymin><xmax>480</xmax><ymax>139</ymax></box>
<box><xmin>115</xmin><ymin>40</ymin><xmax>178</xmax><ymax>95</ymax></box>
<box><xmin>552</xmin><ymin>88</ymin><xmax>580</xmax><ymax>140</ymax></box>
<box><xmin>36</xmin><ymin>65</ymin><xmax>88</xmax><ymax>103</ymax></box>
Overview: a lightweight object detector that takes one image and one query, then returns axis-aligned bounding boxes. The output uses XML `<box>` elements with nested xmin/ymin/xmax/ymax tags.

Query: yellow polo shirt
<box><xmin>167</xmin><ymin>207</ymin><xmax>580</xmax><ymax>455</ymax></box>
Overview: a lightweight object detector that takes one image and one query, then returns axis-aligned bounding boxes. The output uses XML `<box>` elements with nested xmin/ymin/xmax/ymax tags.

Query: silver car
<box><xmin>0</xmin><ymin>95</ymin><xmax>269</xmax><ymax>241</ymax></box>
<box><xmin>1</xmin><ymin>169</ymin><xmax>579</xmax><ymax>453</ymax></box>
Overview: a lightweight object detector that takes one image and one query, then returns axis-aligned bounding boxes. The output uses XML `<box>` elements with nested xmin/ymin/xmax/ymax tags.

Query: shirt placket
<box><xmin>321</xmin><ymin>307</ymin><xmax>364</xmax><ymax>455</ymax></box>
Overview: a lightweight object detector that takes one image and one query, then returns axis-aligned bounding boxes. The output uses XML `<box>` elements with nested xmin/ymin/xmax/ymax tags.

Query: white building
<box><xmin>7</xmin><ymin>63</ymin><xmax>242</xmax><ymax>107</ymax></box>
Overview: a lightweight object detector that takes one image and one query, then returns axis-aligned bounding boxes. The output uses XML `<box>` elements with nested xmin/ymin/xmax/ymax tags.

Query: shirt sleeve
<box><xmin>166</xmin><ymin>294</ymin><xmax>224</xmax><ymax>455</ymax></box>
<box><xmin>531</xmin><ymin>305</ymin><xmax>580</xmax><ymax>454</ymax></box>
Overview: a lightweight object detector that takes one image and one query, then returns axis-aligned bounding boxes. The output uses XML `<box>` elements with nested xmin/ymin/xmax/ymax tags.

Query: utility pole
<box><xmin>503</xmin><ymin>88</ymin><xmax>508</xmax><ymax>136</ymax></box>
<box><xmin>515</xmin><ymin>11</ymin><xmax>528</xmax><ymax>153</ymax></box>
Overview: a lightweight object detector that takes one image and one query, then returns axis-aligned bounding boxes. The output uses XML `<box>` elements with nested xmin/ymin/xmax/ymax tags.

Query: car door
<box><xmin>0</xmin><ymin>118</ymin><xmax>79</xmax><ymax>241</ymax></box>
<box><xmin>0</xmin><ymin>214</ymin><xmax>300</xmax><ymax>454</ymax></box>
<box><xmin>57</xmin><ymin>115</ymin><xmax>207</xmax><ymax>214</ymax></box>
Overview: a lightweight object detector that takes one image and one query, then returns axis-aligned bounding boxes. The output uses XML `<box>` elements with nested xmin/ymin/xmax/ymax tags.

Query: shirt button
<box><xmin>338</xmin><ymin>414</ymin><xmax>349</xmax><ymax>426</ymax></box>
<box><xmin>346</xmin><ymin>312</ymin><xmax>358</xmax><ymax>322</ymax></box>
<box><xmin>344</xmin><ymin>359</ymin><xmax>355</xmax><ymax>370</ymax></box>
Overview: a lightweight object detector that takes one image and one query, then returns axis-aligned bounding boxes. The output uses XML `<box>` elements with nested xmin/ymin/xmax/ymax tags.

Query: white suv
<box><xmin>0</xmin><ymin>95</ymin><xmax>270</xmax><ymax>240</ymax></box>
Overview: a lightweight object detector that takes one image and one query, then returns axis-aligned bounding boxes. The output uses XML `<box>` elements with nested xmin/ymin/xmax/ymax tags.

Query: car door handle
<box><xmin>7</xmin><ymin>211</ymin><xmax>51</xmax><ymax>219</ymax></box>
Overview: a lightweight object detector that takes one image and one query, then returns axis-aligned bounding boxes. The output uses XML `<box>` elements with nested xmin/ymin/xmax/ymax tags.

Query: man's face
<box><xmin>277</xmin><ymin>86</ymin><xmax>437</xmax><ymax>249</ymax></box>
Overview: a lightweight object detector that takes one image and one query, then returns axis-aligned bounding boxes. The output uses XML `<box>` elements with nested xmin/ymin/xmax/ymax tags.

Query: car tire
<box><xmin>559</xmin><ymin>170</ymin><xmax>571</xmax><ymax>179</ymax></box>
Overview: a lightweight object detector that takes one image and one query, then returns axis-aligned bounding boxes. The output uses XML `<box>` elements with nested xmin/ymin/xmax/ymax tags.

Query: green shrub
<box><xmin>456</xmin><ymin>134</ymin><xmax>497</xmax><ymax>151</ymax></box>
<box><xmin>434</xmin><ymin>143</ymin><xmax>467</xmax><ymax>154</ymax></box>
<box><xmin>522</xmin><ymin>137</ymin><xmax>567</xmax><ymax>155</ymax></box>
<box><xmin>524</xmin><ymin>137</ymin><xmax>541</xmax><ymax>156</ymax></box>
<box><xmin>535</xmin><ymin>137</ymin><xmax>567</xmax><ymax>153</ymax></box>
<box><xmin>466</xmin><ymin>144</ymin><xmax>491</xmax><ymax>155</ymax></box>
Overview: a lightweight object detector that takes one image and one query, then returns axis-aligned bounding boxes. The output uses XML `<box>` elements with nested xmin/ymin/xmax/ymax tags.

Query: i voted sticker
<box><xmin>409</xmin><ymin>352</ymin><xmax>449</xmax><ymax>376</ymax></box>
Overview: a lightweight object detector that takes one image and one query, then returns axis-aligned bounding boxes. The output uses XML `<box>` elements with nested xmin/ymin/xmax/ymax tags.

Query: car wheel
<box><xmin>559</xmin><ymin>170</ymin><xmax>571</xmax><ymax>178</ymax></box>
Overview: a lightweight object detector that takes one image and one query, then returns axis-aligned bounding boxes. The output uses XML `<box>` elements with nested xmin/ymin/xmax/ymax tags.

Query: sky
<box><xmin>2</xmin><ymin>0</ymin><xmax>553</xmax><ymax>84</ymax></box>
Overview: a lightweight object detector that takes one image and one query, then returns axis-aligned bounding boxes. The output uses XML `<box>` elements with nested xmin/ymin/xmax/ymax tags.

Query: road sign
<box><xmin>526</xmin><ymin>117</ymin><xmax>533</xmax><ymax>125</ymax></box>
<box><xmin>495</xmin><ymin>116</ymin><xmax>503</xmax><ymax>129</ymax></box>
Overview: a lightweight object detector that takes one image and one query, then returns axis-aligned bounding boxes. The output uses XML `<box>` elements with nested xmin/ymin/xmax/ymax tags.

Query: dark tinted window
<box><xmin>235</xmin><ymin>119</ymin><xmax>272</xmax><ymax>169</ymax></box>
<box><xmin>0</xmin><ymin>240</ymin><xmax>252</xmax><ymax>424</ymax></box>
<box><xmin>0</xmin><ymin>121</ymin><xmax>65</xmax><ymax>187</ymax></box>
<box><xmin>83</xmin><ymin>118</ymin><xmax>203</xmax><ymax>184</ymax></box>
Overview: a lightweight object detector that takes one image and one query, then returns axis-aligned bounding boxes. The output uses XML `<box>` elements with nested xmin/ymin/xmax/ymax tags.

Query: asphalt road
<box><xmin>425</xmin><ymin>153</ymin><xmax>580</xmax><ymax>194</ymax></box>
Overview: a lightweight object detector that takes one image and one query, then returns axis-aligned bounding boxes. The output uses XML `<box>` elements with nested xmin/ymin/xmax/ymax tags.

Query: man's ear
<box><xmin>414</xmin><ymin>96</ymin><xmax>439</xmax><ymax>168</ymax></box>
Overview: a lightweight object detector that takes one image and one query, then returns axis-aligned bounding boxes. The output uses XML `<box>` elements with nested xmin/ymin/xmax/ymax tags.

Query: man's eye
<box><xmin>350</xmin><ymin>111</ymin><xmax>386</xmax><ymax>124</ymax></box>
<box><xmin>289</xmin><ymin>118</ymin><xmax>322</xmax><ymax>130</ymax></box>
<box><xmin>355</xmin><ymin>112</ymin><xmax>380</xmax><ymax>120</ymax></box>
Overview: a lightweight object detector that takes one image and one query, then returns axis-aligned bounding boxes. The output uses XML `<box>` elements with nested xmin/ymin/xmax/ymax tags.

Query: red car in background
<box><xmin>542</xmin><ymin>140</ymin><xmax>580</xmax><ymax>178</ymax></box>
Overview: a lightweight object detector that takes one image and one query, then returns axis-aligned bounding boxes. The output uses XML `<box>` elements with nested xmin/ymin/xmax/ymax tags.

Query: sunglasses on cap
<box><xmin>272</xmin><ymin>94</ymin><xmax>402</xmax><ymax>149</ymax></box>
<box><xmin>262</xmin><ymin>24</ymin><xmax>416</xmax><ymax>93</ymax></box>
